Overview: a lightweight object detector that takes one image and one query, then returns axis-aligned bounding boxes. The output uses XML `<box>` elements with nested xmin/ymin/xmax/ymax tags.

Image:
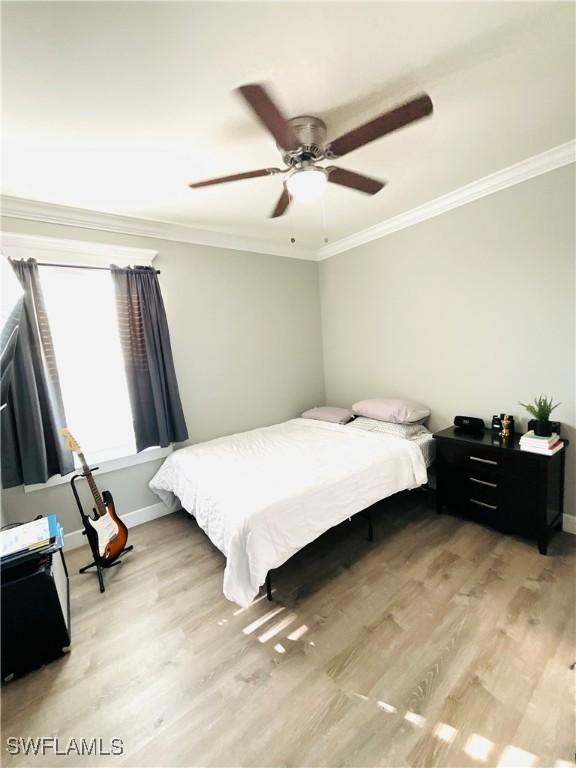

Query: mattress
<box><xmin>412</xmin><ymin>432</ymin><xmax>436</xmax><ymax>468</ymax></box>
<box><xmin>149</xmin><ymin>418</ymin><xmax>427</xmax><ymax>606</ymax></box>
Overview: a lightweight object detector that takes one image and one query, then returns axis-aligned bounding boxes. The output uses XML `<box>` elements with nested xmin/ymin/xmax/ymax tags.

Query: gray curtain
<box><xmin>111</xmin><ymin>266</ymin><xmax>188</xmax><ymax>451</ymax></box>
<box><xmin>1</xmin><ymin>259</ymin><xmax>73</xmax><ymax>488</ymax></box>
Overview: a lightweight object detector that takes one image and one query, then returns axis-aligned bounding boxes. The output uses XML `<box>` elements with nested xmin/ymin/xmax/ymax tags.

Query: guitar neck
<box><xmin>78</xmin><ymin>452</ymin><xmax>106</xmax><ymax>517</ymax></box>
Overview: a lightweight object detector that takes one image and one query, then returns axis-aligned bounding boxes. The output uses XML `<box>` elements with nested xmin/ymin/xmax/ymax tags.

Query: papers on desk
<box><xmin>0</xmin><ymin>515</ymin><xmax>63</xmax><ymax>560</ymax></box>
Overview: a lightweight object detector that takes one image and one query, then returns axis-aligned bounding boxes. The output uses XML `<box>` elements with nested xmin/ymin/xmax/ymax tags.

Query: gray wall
<box><xmin>319</xmin><ymin>166</ymin><xmax>575</xmax><ymax>517</ymax></box>
<box><xmin>0</xmin><ymin>217</ymin><xmax>325</xmax><ymax>532</ymax></box>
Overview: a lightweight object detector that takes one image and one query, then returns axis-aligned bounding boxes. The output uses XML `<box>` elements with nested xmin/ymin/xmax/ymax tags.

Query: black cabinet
<box><xmin>433</xmin><ymin>427</ymin><xmax>567</xmax><ymax>554</ymax></box>
<box><xmin>1</xmin><ymin>548</ymin><xmax>71</xmax><ymax>682</ymax></box>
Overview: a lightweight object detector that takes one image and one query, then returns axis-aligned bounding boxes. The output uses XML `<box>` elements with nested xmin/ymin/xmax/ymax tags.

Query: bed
<box><xmin>149</xmin><ymin>417</ymin><xmax>431</xmax><ymax>606</ymax></box>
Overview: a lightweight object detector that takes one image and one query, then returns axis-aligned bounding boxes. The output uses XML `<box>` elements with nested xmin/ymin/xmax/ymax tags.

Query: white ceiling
<box><xmin>2</xmin><ymin>2</ymin><xmax>574</xmax><ymax>251</ymax></box>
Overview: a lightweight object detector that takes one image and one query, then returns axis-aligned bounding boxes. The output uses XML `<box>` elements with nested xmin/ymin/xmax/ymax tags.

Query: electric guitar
<box><xmin>61</xmin><ymin>428</ymin><xmax>129</xmax><ymax>564</ymax></box>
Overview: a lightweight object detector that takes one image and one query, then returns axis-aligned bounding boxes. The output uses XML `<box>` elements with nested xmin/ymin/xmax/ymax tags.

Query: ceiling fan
<box><xmin>189</xmin><ymin>83</ymin><xmax>433</xmax><ymax>218</ymax></box>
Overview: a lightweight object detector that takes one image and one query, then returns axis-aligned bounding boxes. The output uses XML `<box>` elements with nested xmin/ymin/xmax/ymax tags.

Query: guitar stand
<box><xmin>70</xmin><ymin>472</ymin><xmax>133</xmax><ymax>594</ymax></box>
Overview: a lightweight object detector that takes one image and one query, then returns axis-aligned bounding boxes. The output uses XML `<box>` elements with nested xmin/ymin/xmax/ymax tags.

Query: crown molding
<box><xmin>0</xmin><ymin>196</ymin><xmax>316</xmax><ymax>261</ymax></box>
<box><xmin>317</xmin><ymin>139</ymin><xmax>576</xmax><ymax>260</ymax></box>
<box><xmin>2</xmin><ymin>140</ymin><xmax>573</xmax><ymax>263</ymax></box>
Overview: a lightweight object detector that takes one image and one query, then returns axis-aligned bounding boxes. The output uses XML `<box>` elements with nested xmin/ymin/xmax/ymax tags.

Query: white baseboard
<box><xmin>64</xmin><ymin>502</ymin><xmax>173</xmax><ymax>551</ymax></box>
<box><xmin>562</xmin><ymin>514</ymin><xmax>576</xmax><ymax>536</ymax></box>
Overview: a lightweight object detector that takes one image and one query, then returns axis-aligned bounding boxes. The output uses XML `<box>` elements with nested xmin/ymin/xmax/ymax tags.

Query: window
<box><xmin>40</xmin><ymin>266</ymin><xmax>136</xmax><ymax>464</ymax></box>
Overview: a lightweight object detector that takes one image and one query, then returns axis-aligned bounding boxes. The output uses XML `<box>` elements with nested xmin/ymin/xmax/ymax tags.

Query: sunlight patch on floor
<box><xmin>242</xmin><ymin>606</ymin><xmax>285</xmax><ymax>635</ymax></box>
<box><xmin>434</xmin><ymin>722</ymin><xmax>457</xmax><ymax>743</ymax></box>
<box><xmin>233</xmin><ymin>593</ymin><xmax>274</xmax><ymax>616</ymax></box>
<box><xmin>287</xmin><ymin>624</ymin><xmax>309</xmax><ymax>641</ymax></box>
<box><xmin>464</xmin><ymin>734</ymin><xmax>494</xmax><ymax>762</ymax></box>
<box><xmin>258</xmin><ymin>613</ymin><xmax>297</xmax><ymax>643</ymax></box>
<box><xmin>274</xmin><ymin>643</ymin><xmax>286</xmax><ymax>654</ymax></box>
<box><xmin>496</xmin><ymin>746</ymin><xmax>537</xmax><ymax>767</ymax></box>
<box><xmin>404</xmin><ymin>711</ymin><xmax>426</xmax><ymax>728</ymax></box>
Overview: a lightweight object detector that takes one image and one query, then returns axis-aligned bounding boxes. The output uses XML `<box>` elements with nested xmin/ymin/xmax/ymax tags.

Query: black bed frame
<box><xmin>264</xmin><ymin>510</ymin><xmax>374</xmax><ymax>600</ymax></box>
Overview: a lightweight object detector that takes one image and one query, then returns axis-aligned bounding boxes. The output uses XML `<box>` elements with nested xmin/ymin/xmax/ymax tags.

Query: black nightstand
<box><xmin>433</xmin><ymin>426</ymin><xmax>568</xmax><ymax>555</ymax></box>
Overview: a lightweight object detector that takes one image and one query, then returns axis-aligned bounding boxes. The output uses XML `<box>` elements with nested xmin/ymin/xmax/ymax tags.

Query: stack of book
<box><xmin>519</xmin><ymin>430</ymin><xmax>563</xmax><ymax>456</ymax></box>
<box><xmin>0</xmin><ymin>514</ymin><xmax>64</xmax><ymax>565</ymax></box>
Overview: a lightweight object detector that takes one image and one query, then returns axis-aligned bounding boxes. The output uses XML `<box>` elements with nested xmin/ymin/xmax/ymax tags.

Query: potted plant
<box><xmin>519</xmin><ymin>394</ymin><xmax>561</xmax><ymax>437</ymax></box>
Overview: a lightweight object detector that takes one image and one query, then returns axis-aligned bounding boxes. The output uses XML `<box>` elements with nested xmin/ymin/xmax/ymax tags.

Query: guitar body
<box><xmin>84</xmin><ymin>491</ymin><xmax>129</xmax><ymax>564</ymax></box>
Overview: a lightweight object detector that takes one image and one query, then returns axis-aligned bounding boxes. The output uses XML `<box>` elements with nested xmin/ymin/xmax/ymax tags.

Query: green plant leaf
<box><xmin>519</xmin><ymin>395</ymin><xmax>561</xmax><ymax>420</ymax></box>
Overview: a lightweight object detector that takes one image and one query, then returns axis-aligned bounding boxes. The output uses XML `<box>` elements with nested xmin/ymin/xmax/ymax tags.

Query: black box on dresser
<box><xmin>433</xmin><ymin>426</ymin><xmax>568</xmax><ymax>555</ymax></box>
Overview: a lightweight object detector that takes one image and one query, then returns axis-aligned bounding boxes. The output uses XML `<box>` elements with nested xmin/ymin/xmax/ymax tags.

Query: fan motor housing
<box><xmin>280</xmin><ymin>115</ymin><xmax>327</xmax><ymax>166</ymax></box>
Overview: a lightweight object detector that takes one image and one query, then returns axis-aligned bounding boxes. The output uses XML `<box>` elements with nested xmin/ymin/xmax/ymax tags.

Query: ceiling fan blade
<box><xmin>270</xmin><ymin>188</ymin><xmax>290</xmax><ymax>218</ymax></box>
<box><xmin>327</xmin><ymin>167</ymin><xmax>386</xmax><ymax>195</ymax></box>
<box><xmin>326</xmin><ymin>94</ymin><xmax>433</xmax><ymax>158</ymax></box>
<box><xmin>189</xmin><ymin>168</ymin><xmax>281</xmax><ymax>188</ymax></box>
<box><xmin>236</xmin><ymin>83</ymin><xmax>299</xmax><ymax>152</ymax></box>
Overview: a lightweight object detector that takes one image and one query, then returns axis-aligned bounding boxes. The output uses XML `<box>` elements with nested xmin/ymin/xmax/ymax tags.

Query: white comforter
<box><xmin>149</xmin><ymin>418</ymin><xmax>427</xmax><ymax>606</ymax></box>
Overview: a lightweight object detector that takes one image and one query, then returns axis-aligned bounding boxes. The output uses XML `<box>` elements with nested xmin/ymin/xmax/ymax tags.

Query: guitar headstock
<box><xmin>61</xmin><ymin>427</ymin><xmax>82</xmax><ymax>454</ymax></box>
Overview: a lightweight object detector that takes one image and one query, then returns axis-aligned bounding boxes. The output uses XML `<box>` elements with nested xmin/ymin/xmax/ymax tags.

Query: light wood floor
<box><xmin>2</xmin><ymin>493</ymin><xmax>575</xmax><ymax>767</ymax></box>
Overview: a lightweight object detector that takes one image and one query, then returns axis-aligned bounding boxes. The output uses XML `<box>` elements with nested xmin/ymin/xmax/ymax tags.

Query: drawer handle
<box><xmin>470</xmin><ymin>498</ymin><xmax>498</xmax><ymax>511</ymax></box>
<box><xmin>470</xmin><ymin>477</ymin><xmax>497</xmax><ymax>488</ymax></box>
<box><xmin>469</xmin><ymin>455</ymin><xmax>498</xmax><ymax>466</ymax></box>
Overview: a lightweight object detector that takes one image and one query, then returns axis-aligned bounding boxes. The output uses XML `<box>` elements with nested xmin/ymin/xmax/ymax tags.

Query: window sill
<box><xmin>23</xmin><ymin>445</ymin><xmax>173</xmax><ymax>494</ymax></box>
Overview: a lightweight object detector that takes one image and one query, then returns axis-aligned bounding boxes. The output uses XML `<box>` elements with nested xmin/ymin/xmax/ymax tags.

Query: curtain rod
<box><xmin>36</xmin><ymin>261</ymin><xmax>160</xmax><ymax>275</ymax></box>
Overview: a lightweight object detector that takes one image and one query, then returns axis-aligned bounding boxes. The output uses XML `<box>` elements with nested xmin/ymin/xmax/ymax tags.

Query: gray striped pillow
<box><xmin>347</xmin><ymin>417</ymin><xmax>428</xmax><ymax>439</ymax></box>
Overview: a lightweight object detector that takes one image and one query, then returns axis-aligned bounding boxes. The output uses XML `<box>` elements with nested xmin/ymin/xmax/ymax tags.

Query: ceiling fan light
<box><xmin>285</xmin><ymin>168</ymin><xmax>327</xmax><ymax>203</ymax></box>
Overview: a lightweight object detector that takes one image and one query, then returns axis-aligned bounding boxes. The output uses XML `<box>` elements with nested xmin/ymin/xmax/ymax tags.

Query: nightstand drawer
<box><xmin>468</xmin><ymin>450</ymin><xmax>499</xmax><ymax>466</ymax></box>
<box><xmin>465</xmin><ymin>496</ymin><xmax>502</xmax><ymax>529</ymax></box>
<box><xmin>437</xmin><ymin>441</ymin><xmax>503</xmax><ymax>481</ymax></box>
<box><xmin>466</xmin><ymin>459</ymin><xmax>500</xmax><ymax>484</ymax></box>
<box><xmin>467</xmin><ymin>476</ymin><xmax>499</xmax><ymax>504</ymax></box>
<box><xmin>468</xmin><ymin>453</ymin><xmax>500</xmax><ymax>474</ymax></box>
<box><xmin>468</xmin><ymin>496</ymin><xmax>499</xmax><ymax>512</ymax></box>
<box><xmin>445</xmin><ymin>482</ymin><xmax>502</xmax><ymax>527</ymax></box>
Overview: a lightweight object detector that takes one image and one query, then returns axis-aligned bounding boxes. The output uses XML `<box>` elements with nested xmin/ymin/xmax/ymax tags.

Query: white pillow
<box><xmin>352</xmin><ymin>398</ymin><xmax>430</xmax><ymax>424</ymax></box>
<box><xmin>301</xmin><ymin>406</ymin><xmax>354</xmax><ymax>424</ymax></box>
<box><xmin>348</xmin><ymin>417</ymin><xmax>428</xmax><ymax>438</ymax></box>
